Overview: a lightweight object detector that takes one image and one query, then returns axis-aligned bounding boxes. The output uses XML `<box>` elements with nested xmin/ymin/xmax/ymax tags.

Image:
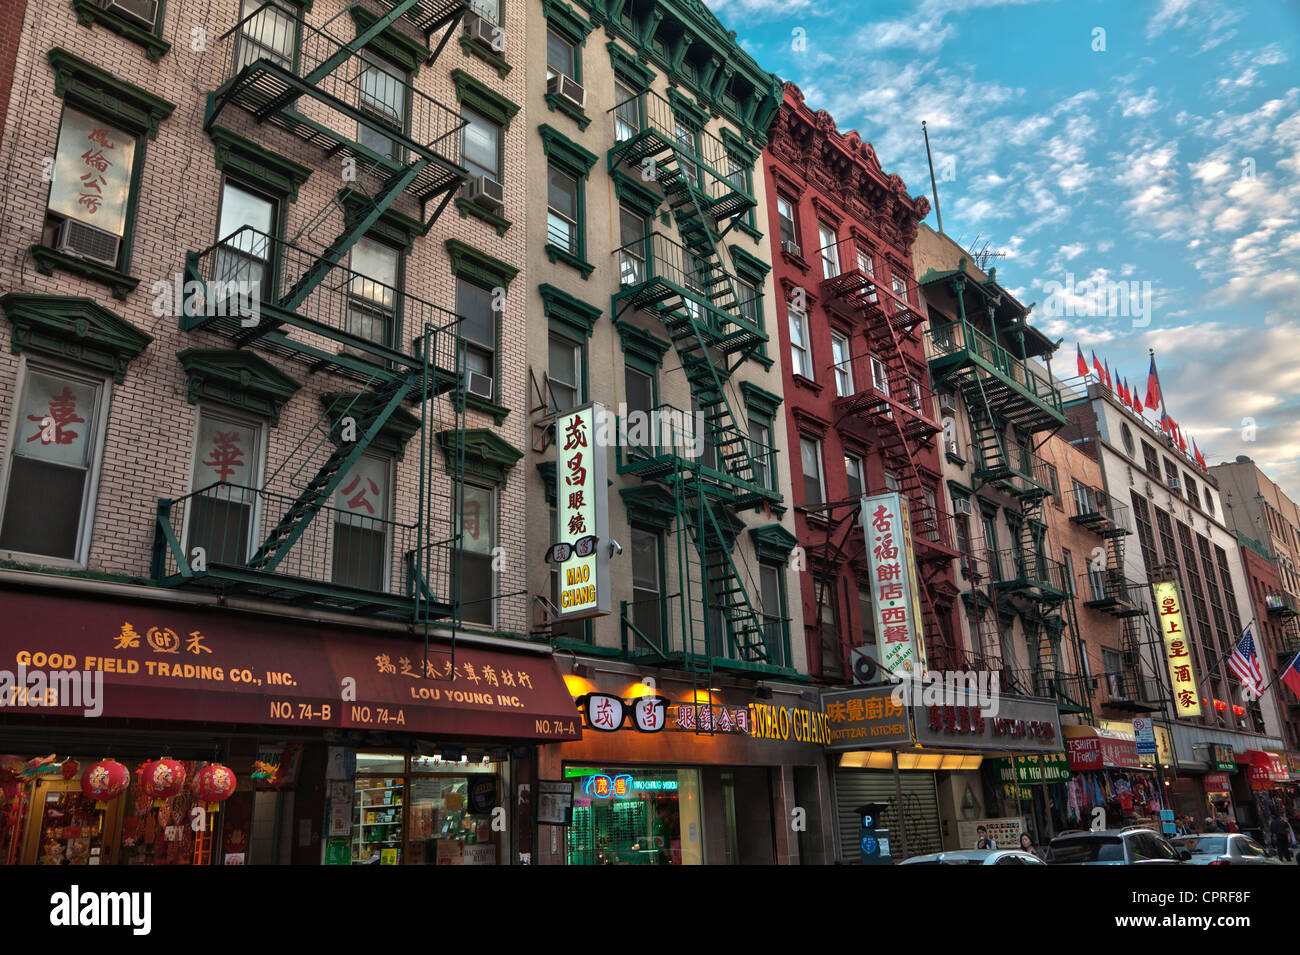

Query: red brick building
<box><xmin>1239</xmin><ymin>534</ymin><xmax>1300</xmax><ymax>753</ymax></box>
<box><xmin>762</xmin><ymin>83</ymin><xmax>958</xmax><ymax>682</ymax></box>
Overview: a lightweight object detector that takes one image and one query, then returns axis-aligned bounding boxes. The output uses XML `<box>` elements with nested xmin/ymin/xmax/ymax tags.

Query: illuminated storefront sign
<box><xmin>1152</xmin><ymin>580</ymin><xmax>1202</xmax><ymax>718</ymax></box>
<box><xmin>554</xmin><ymin>403</ymin><xmax>610</xmax><ymax>619</ymax></box>
<box><xmin>861</xmin><ymin>492</ymin><xmax>927</xmax><ymax>678</ymax></box>
<box><xmin>576</xmin><ymin>774</ymin><xmax>679</xmax><ymax>798</ymax></box>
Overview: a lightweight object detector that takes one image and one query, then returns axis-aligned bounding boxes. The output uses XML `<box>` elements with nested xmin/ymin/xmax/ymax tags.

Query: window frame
<box><xmin>456</xmin><ymin>481</ymin><xmax>498</xmax><ymax>628</ymax></box>
<box><xmin>818</xmin><ymin>222</ymin><xmax>839</xmax><ymax>278</ymax></box>
<box><xmin>776</xmin><ymin>194</ymin><xmax>799</xmax><ymax>250</ymax></box>
<box><xmin>545</xmin><ymin>27</ymin><xmax>579</xmax><ymax>82</ymax></box>
<box><xmin>356</xmin><ymin>51</ymin><xmax>411</xmax><ymax>164</ymax></box>
<box><xmin>183</xmin><ymin>404</ymin><xmax>268</xmax><ymax>568</ymax></box>
<box><xmin>331</xmin><ymin>449</ymin><xmax>396</xmax><ymax>592</ymax></box>
<box><xmin>788</xmin><ymin>303</ymin><xmax>812</xmax><ymax>379</ymax></box>
<box><xmin>845</xmin><ymin>452</ymin><xmax>865</xmax><ymax>501</ymax></box>
<box><xmin>758</xmin><ymin>561</ymin><xmax>789</xmax><ymax>669</ymax></box>
<box><xmin>547</xmin><ymin>330</ymin><xmax>585</xmax><ymax>413</ymax></box>
<box><xmin>346</xmin><ymin>233</ymin><xmax>404</xmax><ymax>355</ymax></box>
<box><xmin>629</xmin><ymin>524</ymin><xmax>667</xmax><ymax>651</ymax></box>
<box><xmin>546</xmin><ymin>161</ymin><xmax>582</xmax><ymax>257</ymax></box>
<box><xmin>831</xmin><ymin>330</ymin><xmax>854</xmax><ymax>397</ymax></box>
<box><xmin>800</xmin><ymin>435</ymin><xmax>826</xmax><ymax>512</ymax></box>
<box><xmin>455</xmin><ymin>276</ymin><xmax>500</xmax><ymax>402</ymax></box>
<box><xmin>215</xmin><ymin>176</ymin><xmax>285</xmax><ymax>303</ymax></box>
<box><xmin>460</xmin><ymin>105</ymin><xmax>503</xmax><ymax>182</ymax></box>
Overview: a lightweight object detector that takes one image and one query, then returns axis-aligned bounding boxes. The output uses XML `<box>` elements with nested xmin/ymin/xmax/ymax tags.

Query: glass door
<box><xmin>22</xmin><ymin>776</ymin><xmax>123</xmax><ymax>866</ymax></box>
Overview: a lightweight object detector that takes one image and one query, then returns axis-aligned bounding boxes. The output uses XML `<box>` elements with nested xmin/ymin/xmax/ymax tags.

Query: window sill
<box><xmin>0</xmin><ymin>551</ymin><xmax>89</xmax><ymax>574</ymax></box>
<box><xmin>545</xmin><ymin>243</ymin><xmax>595</xmax><ymax>279</ymax></box>
<box><xmin>462</xmin><ymin>391</ymin><xmax>511</xmax><ymax>426</ymax></box>
<box><xmin>455</xmin><ymin>197</ymin><xmax>512</xmax><ymax>236</ymax></box>
<box><xmin>732</xmin><ymin>219</ymin><xmax>764</xmax><ymax>244</ymax></box>
<box><xmin>781</xmin><ymin>249</ymin><xmax>811</xmax><ymax>273</ymax></box>
<box><xmin>72</xmin><ymin>0</ymin><xmax>171</xmax><ymax>62</ymax></box>
<box><xmin>946</xmin><ymin>451</ymin><xmax>967</xmax><ymax>468</ymax></box>
<box><xmin>458</xmin><ymin>35</ymin><xmax>512</xmax><ymax>78</ymax></box>
<box><xmin>748</xmin><ymin>350</ymin><xmax>774</xmax><ymax>371</ymax></box>
<box><xmin>30</xmin><ymin>245</ymin><xmax>139</xmax><ymax>300</ymax></box>
<box><xmin>544</xmin><ymin>92</ymin><xmax>591</xmax><ymax>131</ymax></box>
<box><xmin>792</xmin><ymin>373</ymin><xmax>822</xmax><ymax>396</ymax></box>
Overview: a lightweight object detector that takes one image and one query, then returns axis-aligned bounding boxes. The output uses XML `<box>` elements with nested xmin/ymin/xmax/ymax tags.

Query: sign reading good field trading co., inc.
<box><xmin>862</xmin><ymin>493</ymin><xmax>927</xmax><ymax>678</ymax></box>
<box><xmin>1152</xmin><ymin>580</ymin><xmax>1202</xmax><ymax>718</ymax></box>
<box><xmin>554</xmin><ymin>403</ymin><xmax>610</xmax><ymax>619</ymax></box>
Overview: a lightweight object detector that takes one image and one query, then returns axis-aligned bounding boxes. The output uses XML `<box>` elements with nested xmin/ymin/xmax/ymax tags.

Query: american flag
<box><xmin>1227</xmin><ymin>624</ymin><xmax>1264</xmax><ymax>696</ymax></box>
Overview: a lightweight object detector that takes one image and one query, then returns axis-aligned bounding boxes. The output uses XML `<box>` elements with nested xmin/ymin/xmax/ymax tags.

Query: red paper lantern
<box><xmin>141</xmin><ymin>758</ymin><xmax>187</xmax><ymax>803</ymax></box>
<box><xmin>193</xmin><ymin>764</ymin><xmax>237</xmax><ymax>808</ymax></box>
<box><xmin>81</xmin><ymin>759</ymin><xmax>129</xmax><ymax>807</ymax></box>
<box><xmin>61</xmin><ymin>758</ymin><xmax>80</xmax><ymax>780</ymax></box>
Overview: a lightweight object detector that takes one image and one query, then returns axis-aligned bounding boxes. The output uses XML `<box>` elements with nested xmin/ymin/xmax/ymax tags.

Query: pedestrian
<box><xmin>1019</xmin><ymin>832</ymin><xmax>1047</xmax><ymax>861</ymax></box>
<box><xmin>1269</xmin><ymin>814</ymin><xmax>1293</xmax><ymax>862</ymax></box>
<box><xmin>975</xmin><ymin>825</ymin><xmax>997</xmax><ymax>850</ymax></box>
<box><xmin>1205</xmin><ymin>815</ymin><xmax>1221</xmax><ymax>833</ymax></box>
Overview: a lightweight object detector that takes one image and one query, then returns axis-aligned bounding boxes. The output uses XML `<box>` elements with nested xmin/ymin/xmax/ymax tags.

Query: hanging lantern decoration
<box><xmin>193</xmin><ymin>764</ymin><xmax>237</xmax><ymax>814</ymax></box>
<box><xmin>81</xmin><ymin>759</ymin><xmax>129</xmax><ymax>810</ymax></box>
<box><xmin>61</xmin><ymin>758</ymin><xmax>80</xmax><ymax>780</ymax></box>
<box><xmin>141</xmin><ymin>758</ymin><xmax>186</xmax><ymax>807</ymax></box>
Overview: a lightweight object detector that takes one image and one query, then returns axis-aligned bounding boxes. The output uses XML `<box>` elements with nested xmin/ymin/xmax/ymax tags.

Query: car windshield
<box><xmin>1048</xmin><ymin>837</ymin><xmax>1125</xmax><ymax>862</ymax></box>
<box><xmin>1178</xmin><ymin>836</ymin><xmax>1226</xmax><ymax>854</ymax></box>
<box><xmin>905</xmin><ymin>858</ymin><xmax>983</xmax><ymax>865</ymax></box>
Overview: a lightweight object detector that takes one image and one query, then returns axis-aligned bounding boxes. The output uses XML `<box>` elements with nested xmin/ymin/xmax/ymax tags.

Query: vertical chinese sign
<box><xmin>862</xmin><ymin>492</ymin><xmax>927</xmax><ymax>678</ymax></box>
<box><xmin>1152</xmin><ymin>579</ymin><xmax>1202</xmax><ymax>718</ymax></box>
<box><xmin>47</xmin><ymin>110</ymin><xmax>136</xmax><ymax>235</ymax></box>
<box><xmin>555</xmin><ymin>403</ymin><xmax>610</xmax><ymax>619</ymax></box>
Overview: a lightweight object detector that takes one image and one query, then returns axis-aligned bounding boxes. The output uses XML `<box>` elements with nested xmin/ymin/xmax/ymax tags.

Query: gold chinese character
<box><xmin>185</xmin><ymin>630</ymin><xmax>212</xmax><ymax>655</ymax></box>
<box><xmin>115</xmin><ymin>623</ymin><xmax>141</xmax><ymax>649</ymax></box>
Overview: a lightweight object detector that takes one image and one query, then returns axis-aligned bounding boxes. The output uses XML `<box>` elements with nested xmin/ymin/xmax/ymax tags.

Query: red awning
<box><xmin>0</xmin><ymin>590</ymin><xmax>580</xmax><ymax>741</ymax></box>
<box><xmin>1062</xmin><ymin>725</ymin><xmax>1146</xmax><ymax>771</ymax></box>
<box><xmin>1244</xmin><ymin>750</ymin><xmax>1288</xmax><ymax>789</ymax></box>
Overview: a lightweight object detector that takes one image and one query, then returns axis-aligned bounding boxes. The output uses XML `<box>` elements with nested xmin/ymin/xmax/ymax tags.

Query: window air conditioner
<box><xmin>939</xmin><ymin>392</ymin><xmax>957</xmax><ymax>417</ymax></box>
<box><xmin>463</xmin><ymin>12</ymin><xmax>504</xmax><ymax>49</ymax></box>
<box><xmin>953</xmin><ymin>498</ymin><xmax>973</xmax><ymax>517</ymax></box>
<box><xmin>466</xmin><ymin>372</ymin><xmax>494</xmax><ymax>400</ymax></box>
<box><xmin>945</xmin><ymin>438</ymin><xmax>960</xmax><ymax>458</ymax></box>
<box><xmin>781</xmin><ymin>239</ymin><xmax>802</xmax><ymax>258</ymax></box>
<box><xmin>53</xmin><ymin>219</ymin><xmax>120</xmax><ymax>268</ymax></box>
<box><xmin>465</xmin><ymin>175</ymin><xmax>505</xmax><ymax>215</ymax></box>
<box><xmin>1167</xmin><ymin>477</ymin><xmax>1182</xmax><ymax>492</ymax></box>
<box><xmin>547</xmin><ymin>73</ymin><xmax>586</xmax><ymax>110</ymax></box>
<box><xmin>98</xmin><ymin>0</ymin><xmax>158</xmax><ymax>29</ymax></box>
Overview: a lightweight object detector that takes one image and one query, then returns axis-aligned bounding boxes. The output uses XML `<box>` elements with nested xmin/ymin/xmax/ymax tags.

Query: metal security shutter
<box><xmin>835</xmin><ymin>770</ymin><xmax>943</xmax><ymax>862</ymax></box>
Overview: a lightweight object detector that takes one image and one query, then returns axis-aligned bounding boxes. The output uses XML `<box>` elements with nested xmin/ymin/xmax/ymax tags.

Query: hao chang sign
<box><xmin>553</xmin><ymin>403</ymin><xmax>611</xmax><ymax>619</ymax></box>
<box><xmin>862</xmin><ymin>492</ymin><xmax>927</xmax><ymax>678</ymax></box>
<box><xmin>1152</xmin><ymin>579</ymin><xmax>1202</xmax><ymax>719</ymax></box>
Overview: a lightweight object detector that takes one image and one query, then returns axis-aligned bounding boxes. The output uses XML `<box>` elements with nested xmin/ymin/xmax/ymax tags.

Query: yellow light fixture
<box><xmin>562</xmin><ymin>674</ymin><xmax>596</xmax><ymax>698</ymax></box>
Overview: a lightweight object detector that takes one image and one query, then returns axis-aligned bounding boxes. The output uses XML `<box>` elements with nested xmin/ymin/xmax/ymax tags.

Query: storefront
<box><xmin>1062</xmin><ymin>724</ymin><xmax>1167</xmax><ymax>829</ymax></box>
<box><xmin>0</xmin><ymin>588</ymin><xmax>580</xmax><ymax>865</ymax></box>
<box><xmin>535</xmin><ymin>660</ymin><xmax>835</xmax><ymax>865</ymax></box>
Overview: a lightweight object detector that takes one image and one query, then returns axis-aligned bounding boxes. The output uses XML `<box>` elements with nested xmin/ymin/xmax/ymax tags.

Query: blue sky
<box><xmin>707</xmin><ymin>0</ymin><xmax>1300</xmax><ymax>495</ymax></box>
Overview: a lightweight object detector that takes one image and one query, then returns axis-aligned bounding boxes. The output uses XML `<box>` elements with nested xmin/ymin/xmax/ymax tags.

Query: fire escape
<box><xmin>151</xmin><ymin>0</ymin><xmax>472</xmax><ymax>624</ymax></box>
<box><xmin>818</xmin><ymin>241</ymin><xmax>959</xmax><ymax>678</ymax></box>
<box><xmin>608</xmin><ymin>88</ymin><xmax>794</xmax><ymax>714</ymax></box>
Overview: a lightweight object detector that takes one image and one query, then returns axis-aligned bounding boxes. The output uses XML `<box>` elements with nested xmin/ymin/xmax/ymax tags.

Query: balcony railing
<box><xmin>1002</xmin><ymin>667</ymin><xmax>1092</xmax><ymax>710</ymax></box>
<box><xmin>1080</xmin><ymin>572</ymin><xmax>1148</xmax><ymax>617</ymax></box>
<box><xmin>1068</xmin><ymin>484</ymin><xmax>1132</xmax><ymax>537</ymax></box>
<box><xmin>609</xmin><ymin>88</ymin><xmax>755</xmax><ymax>219</ymax></box>
<box><xmin>831</xmin><ymin>368</ymin><xmax>942</xmax><ymax>438</ymax></box>
<box><xmin>991</xmin><ymin>548</ymin><xmax>1068</xmax><ymax>598</ymax></box>
<box><xmin>184</xmin><ymin>226</ymin><xmax>461</xmax><ymax>378</ymax></box>
<box><xmin>925</xmin><ymin>318</ymin><xmax>1066</xmax><ymax>422</ymax></box>
<box><xmin>974</xmin><ymin>443</ymin><xmax>1054</xmax><ymax>498</ymax></box>
<box><xmin>1097</xmin><ymin>669</ymin><xmax>1165</xmax><ymax>712</ymax></box>
<box><xmin>619</xmin><ymin>593</ymin><xmax>792</xmax><ymax>673</ymax></box>
<box><xmin>151</xmin><ymin>481</ymin><xmax>455</xmax><ymax>619</ymax></box>
<box><xmin>1265</xmin><ymin>592</ymin><xmax>1299</xmax><ymax>617</ymax></box>
<box><xmin>909</xmin><ymin>499</ymin><xmax>962</xmax><ymax>562</ymax></box>
<box><xmin>210</xmin><ymin>1</ymin><xmax>466</xmax><ymax>204</ymax></box>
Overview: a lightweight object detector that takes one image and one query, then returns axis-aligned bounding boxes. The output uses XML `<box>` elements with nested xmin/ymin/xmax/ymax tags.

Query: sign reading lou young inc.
<box><xmin>1152</xmin><ymin>579</ymin><xmax>1202</xmax><ymax>719</ymax></box>
<box><xmin>822</xmin><ymin>685</ymin><xmax>911</xmax><ymax>751</ymax></box>
<box><xmin>555</xmin><ymin>403</ymin><xmax>610</xmax><ymax>619</ymax></box>
<box><xmin>862</xmin><ymin>492</ymin><xmax>927</xmax><ymax>679</ymax></box>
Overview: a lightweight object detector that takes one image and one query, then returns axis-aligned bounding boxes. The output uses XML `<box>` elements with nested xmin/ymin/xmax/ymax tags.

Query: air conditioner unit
<box><xmin>98</xmin><ymin>0</ymin><xmax>158</xmax><ymax>28</ymax></box>
<box><xmin>466</xmin><ymin>372</ymin><xmax>494</xmax><ymax>400</ymax></box>
<box><xmin>953</xmin><ymin>498</ymin><xmax>973</xmax><ymax>517</ymax></box>
<box><xmin>939</xmin><ymin>392</ymin><xmax>957</xmax><ymax>417</ymax></box>
<box><xmin>465</xmin><ymin>175</ymin><xmax>505</xmax><ymax>215</ymax></box>
<box><xmin>463</xmin><ymin>11</ymin><xmax>504</xmax><ymax>50</ymax></box>
<box><xmin>1167</xmin><ymin>477</ymin><xmax>1182</xmax><ymax>492</ymax></box>
<box><xmin>945</xmin><ymin>438</ymin><xmax>960</xmax><ymax>458</ymax></box>
<box><xmin>52</xmin><ymin>219</ymin><xmax>120</xmax><ymax>268</ymax></box>
<box><xmin>781</xmin><ymin>239</ymin><xmax>802</xmax><ymax>258</ymax></box>
<box><xmin>547</xmin><ymin>73</ymin><xmax>586</xmax><ymax>110</ymax></box>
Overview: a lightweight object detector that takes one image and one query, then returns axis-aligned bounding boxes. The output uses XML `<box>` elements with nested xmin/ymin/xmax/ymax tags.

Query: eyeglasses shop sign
<box><xmin>555</xmin><ymin>403</ymin><xmax>610</xmax><ymax>619</ymax></box>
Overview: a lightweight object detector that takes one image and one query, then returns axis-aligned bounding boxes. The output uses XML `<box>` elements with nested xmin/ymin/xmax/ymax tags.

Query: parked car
<box><xmin>900</xmin><ymin>848</ymin><xmax>1046</xmax><ymax>865</ymax></box>
<box><xmin>1171</xmin><ymin>833</ymin><xmax>1283</xmax><ymax>865</ymax></box>
<box><xmin>1047</xmin><ymin>827</ymin><xmax>1190</xmax><ymax>865</ymax></box>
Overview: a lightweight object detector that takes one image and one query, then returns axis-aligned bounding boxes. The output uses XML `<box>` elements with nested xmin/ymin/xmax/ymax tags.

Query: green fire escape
<box><xmin>151</xmin><ymin>0</ymin><xmax>472</xmax><ymax>625</ymax></box>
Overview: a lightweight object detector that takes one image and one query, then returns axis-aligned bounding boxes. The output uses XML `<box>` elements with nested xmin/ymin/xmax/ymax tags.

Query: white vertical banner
<box><xmin>556</xmin><ymin>402</ymin><xmax>610</xmax><ymax>618</ymax></box>
<box><xmin>862</xmin><ymin>492</ymin><xmax>928</xmax><ymax>678</ymax></box>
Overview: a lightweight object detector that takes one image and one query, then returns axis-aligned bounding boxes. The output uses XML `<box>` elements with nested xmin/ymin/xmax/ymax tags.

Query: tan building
<box><xmin>1211</xmin><ymin>456</ymin><xmax>1300</xmax><ymax>603</ymax></box>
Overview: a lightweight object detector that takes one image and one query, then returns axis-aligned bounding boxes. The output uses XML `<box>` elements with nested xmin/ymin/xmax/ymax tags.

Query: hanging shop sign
<box><xmin>822</xmin><ymin>685</ymin><xmax>911</xmax><ymax>751</ymax></box>
<box><xmin>0</xmin><ymin>591</ymin><xmax>582</xmax><ymax>741</ymax></box>
<box><xmin>554</xmin><ymin>403</ymin><xmax>611</xmax><ymax>620</ymax></box>
<box><xmin>1151</xmin><ymin>579</ymin><xmax>1202</xmax><ymax>718</ymax></box>
<box><xmin>913</xmin><ymin>692</ymin><xmax>1061</xmax><ymax>753</ymax></box>
<box><xmin>1205</xmin><ymin>743</ymin><xmax>1236</xmax><ymax>772</ymax></box>
<box><xmin>1063</xmin><ymin>724</ymin><xmax>1145</xmax><ymax>771</ymax></box>
<box><xmin>861</xmin><ymin>492</ymin><xmax>927</xmax><ymax>678</ymax></box>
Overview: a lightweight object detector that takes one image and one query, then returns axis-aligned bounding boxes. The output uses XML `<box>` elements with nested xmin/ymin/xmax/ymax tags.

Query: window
<box><xmin>1141</xmin><ymin>441</ymin><xmax>1161</xmax><ymax>479</ymax></box>
<box><xmin>1204</xmin><ymin>487</ymin><xmax>1215</xmax><ymax>515</ymax></box>
<box><xmin>455</xmin><ymin>484</ymin><xmax>495</xmax><ymax>626</ymax></box>
<box><xmin>547</xmin><ymin>164</ymin><xmax>579</xmax><ymax>253</ymax></box>
<box><xmin>1044</xmin><ymin>464</ymin><xmax>1061</xmax><ymax>506</ymax></box>
<box><xmin>332</xmin><ymin>453</ymin><xmax>391</xmax><ymax>591</ymax></box>
<box><xmin>776</xmin><ymin>195</ymin><xmax>798</xmax><ymax>249</ymax></box>
<box><xmin>1184</xmin><ymin>473</ymin><xmax>1197</xmax><ymax>506</ymax></box>
<box><xmin>235</xmin><ymin>0</ymin><xmax>296</xmax><ymax>72</ymax></box>
<box><xmin>845</xmin><ymin>454</ymin><xmax>864</xmax><ymax>500</ymax></box>
<box><xmin>215</xmin><ymin>180</ymin><xmax>276</xmax><ymax>292</ymax></box>
<box><xmin>1061</xmin><ymin>548</ymin><xmax>1076</xmax><ymax>595</ymax></box>
<box><xmin>982</xmin><ymin>514</ymin><xmax>1000</xmax><ymax>578</ymax></box>
<box><xmin>0</xmin><ymin>364</ymin><xmax>107</xmax><ymax>562</ymax></box>
<box><xmin>618</xmin><ymin>205</ymin><xmax>647</xmax><ymax>285</ymax></box>
<box><xmin>630</xmin><ymin>527</ymin><xmax>664</xmax><ymax>648</ymax></box>
<box><xmin>955</xmin><ymin>510</ymin><xmax>974</xmax><ymax>579</ymax></box>
<box><xmin>891</xmin><ymin>272</ymin><xmax>909</xmax><ymax>312</ymax></box>
<box><xmin>801</xmin><ymin>437</ymin><xmax>825</xmax><ymax>510</ymax></box>
<box><xmin>818</xmin><ymin>222</ymin><xmax>839</xmax><ymax>278</ymax></box>
<box><xmin>1071</xmin><ymin>478</ymin><xmax>1093</xmax><ymax>515</ymax></box>
<box><xmin>187</xmin><ymin>409</ymin><xmax>263</xmax><ymax>567</ymax></box>
<box><xmin>870</xmin><ymin>356</ymin><xmax>890</xmax><ymax>397</ymax></box>
<box><xmin>461</xmin><ymin>107</ymin><xmax>501</xmax><ymax>182</ymax></box>
<box><xmin>884</xmin><ymin>470</ymin><xmax>899</xmax><ymax>492</ymax></box>
<box><xmin>357</xmin><ymin>54</ymin><xmax>407</xmax><ymax>162</ymax></box>
<box><xmin>819</xmin><ymin>588</ymin><xmax>841</xmax><ymax>677</ymax></box>
<box><xmin>1163</xmin><ymin>458</ymin><xmax>1179</xmax><ymax>489</ymax></box>
<box><xmin>692</xmin><ymin>397</ymin><xmax>716</xmax><ymax>472</ymax></box>
<box><xmin>456</xmin><ymin>279</ymin><xmax>496</xmax><ymax>394</ymax></box>
<box><xmin>546</xmin><ymin>29</ymin><xmax>576</xmax><ymax>80</ymax></box>
<box><xmin>759</xmin><ymin>564</ymin><xmax>786</xmax><ymax>666</ymax></box>
<box><xmin>831</xmin><ymin>331</ymin><xmax>853</xmax><ymax>397</ymax></box>
<box><xmin>347</xmin><ymin>237</ymin><xmax>399</xmax><ymax>351</ymax></box>
<box><xmin>1121</xmin><ymin>423</ymin><xmax>1135</xmax><ymax>456</ymax></box>
<box><xmin>788</xmin><ymin>305</ymin><xmax>812</xmax><ymax>379</ymax></box>
<box><xmin>921</xmin><ymin>487</ymin><xmax>939</xmax><ymax>542</ymax></box>
<box><xmin>548</xmin><ymin>334</ymin><xmax>581</xmax><ymax>411</ymax></box>
<box><xmin>749</xmin><ymin>418</ymin><xmax>772</xmax><ymax>489</ymax></box>
<box><xmin>736</xmin><ymin>278</ymin><xmax>759</xmax><ymax>330</ymax></box>
<box><xmin>625</xmin><ymin>365</ymin><xmax>654</xmax><ymax>449</ymax></box>
<box><xmin>857</xmin><ymin>249</ymin><xmax>878</xmax><ymax>301</ymax></box>
<box><xmin>469</xmin><ymin>0</ymin><xmax>501</xmax><ymax>23</ymax></box>
<box><xmin>673</xmin><ymin>121</ymin><xmax>699</xmax><ymax>187</ymax></box>
<box><xmin>614</xmin><ymin>81</ymin><xmax>640</xmax><ymax>141</ymax></box>
<box><xmin>858</xmin><ymin>587</ymin><xmax>876</xmax><ymax>648</ymax></box>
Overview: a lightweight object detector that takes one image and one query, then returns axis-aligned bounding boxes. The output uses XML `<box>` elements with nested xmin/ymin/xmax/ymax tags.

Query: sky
<box><xmin>706</xmin><ymin>0</ymin><xmax>1300</xmax><ymax>497</ymax></box>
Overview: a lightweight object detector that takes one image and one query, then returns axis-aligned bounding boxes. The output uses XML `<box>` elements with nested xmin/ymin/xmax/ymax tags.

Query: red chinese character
<box><xmin>878</xmin><ymin>582</ymin><xmax>904</xmax><ymax>601</ymax></box>
<box><xmin>882</xmin><ymin>624</ymin><xmax>910</xmax><ymax>643</ymax></box>
<box><xmin>202</xmin><ymin>430</ymin><xmax>244</xmax><ymax>482</ymax></box>
<box><xmin>870</xmin><ymin>504</ymin><xmax>892</xmax><ymax>533</ymax></box>
<box><xmin>566</xmin><ymin>490</ymin><xmax>586</xmax><ymax>510</ymax></box>
<box><xmin>565</xmin><ymin>452</ymin><xmax>587</xmax><ymax>486</ymax></box>
<box><xmin>342</xmin><ymin>473</ymin><xmax>380</xmax><ymax>514</ymax></box>
<box><xmin>567</xmin><ymin>512</ymin><xmax>588</xmax><ymax>534</ymax></box>
<box><xmin>463</xmin><ymin>499</ymin><xmax>481</xmax><ymax>540</ymax></box>
<box><xmin>86</xmin><ymin>129</ymin><xmax>116</xmax><ymax>149</ymax></box>
<box><xmin>873</xmin><ymin>535</ymin><xmax>899</xmax><ymax>562</ymax></box>
<box><xmin>80</xmin><ymin>148</ymin><xmax>112</xmax><ymax>173</ymax></box>
<box><xmin>563</xmin><ymin>416</ymin><xmax>589</xmax><ymax>451</ymax></box>
<box><xmin>26</xmin><ymin>387</ymin><xmax>85</xmax><ymax>446</ymax></box>
<box><xmin>882</xmin><ymin>608</ymin><xmax>907</xmax><ymax>624</ymax></box>
<box><xmin>592</xmin><ymin>697</ymin><xmax>618</xmax><ymax>729</ymax></box>
<box><xmin>1168</xmin><ymin>639</ymin><xmax>1189</xmax><ymax>658</ymax></box>
<box><xmin>876</xmin><ymin>563</ymin><xmax>901</xmax><ymax>582</ymax></box>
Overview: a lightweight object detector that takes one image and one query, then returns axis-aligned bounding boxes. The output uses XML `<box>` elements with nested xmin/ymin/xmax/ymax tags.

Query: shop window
<box><xmin>454</xmin><ymin>483</ymin><xmax>496</xmax><ymax>626</ymax></box>
<box><xmin>332</xmin><ymin>452</ymin><xmax>392</xmax><ymax>592</ymax></box>
<box><xmin>831</xmin><ymin>331</ymin><xmax>853</xmax><ymax>397</ymax></box>
<box><xmin>235</xmin><ymin>0</ymin><xmax>297</xmax><ymax>72</ymax></box>
<box><xmin>565</xmin><ymin>766</ymin><xmax>702</xmax><ymax>865</ymax></box>
<box><xmin>346</xmin><ymin>236</ymin><xmax>400</xmax><ymax>353</ymax></box>
<box><xmin>186</xmin><ymin>408</ymin><xmax>265</xmax><ymax>567</ymax></box>
<box><xmin>800</xmin><ymin>436</ymin><xmax>825</xmax><ymax>510</ymax></box>
<box><xmin>630</xmin><ymin>526</ymin><xmax>665</xmax><ymax>649</ymax></box>
<box><xmin>0</xmin><ymin>362</ymin><xmax>108</xmax><ymax>563</ymax></box>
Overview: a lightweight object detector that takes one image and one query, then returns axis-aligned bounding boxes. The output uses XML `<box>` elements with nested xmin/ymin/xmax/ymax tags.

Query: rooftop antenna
<box><xmin>922</xmin><ymin>120</ymin><xmax>943</xmax><ymax>236</ymax></box>
<box><xmin>967</xmin><ymin>233</ymin><xmax>1006</xmax><ymax>272</ymax></box>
